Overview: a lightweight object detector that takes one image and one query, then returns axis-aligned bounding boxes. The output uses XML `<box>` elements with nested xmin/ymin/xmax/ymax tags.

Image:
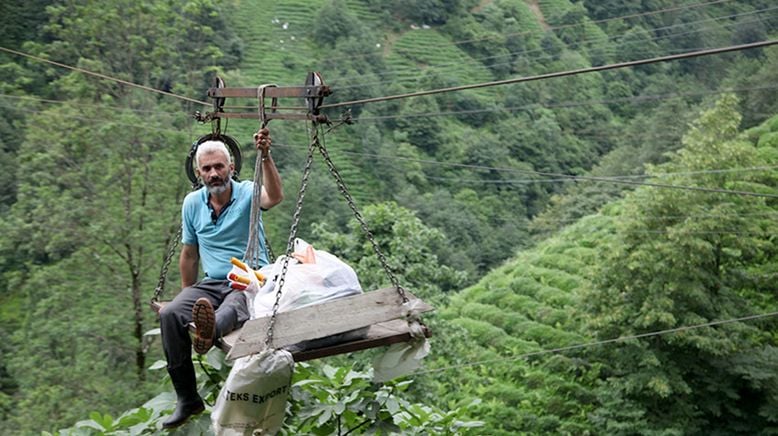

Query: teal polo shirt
<box><xmin>181</xmin><ymin>180</ymin><xmax>269</xmax><ymax>279</ymax></box>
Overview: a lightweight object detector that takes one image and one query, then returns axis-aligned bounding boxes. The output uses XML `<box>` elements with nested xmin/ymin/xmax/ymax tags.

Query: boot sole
<box><xmin>192</xmin><ymin>298</ymin><xmax>215</xmax><ymax>354</ymax></box>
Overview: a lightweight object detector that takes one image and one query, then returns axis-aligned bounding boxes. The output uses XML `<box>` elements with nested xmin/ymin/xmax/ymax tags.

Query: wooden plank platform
<box><xmin>226</xmin><ymin>288</ymin><xmax>433</xmax><ymax>360</ymax></box>
<box><xmin>150</xmin><ymin>289</ymin><xmax>433</xmax><ymax>362</ymax></box>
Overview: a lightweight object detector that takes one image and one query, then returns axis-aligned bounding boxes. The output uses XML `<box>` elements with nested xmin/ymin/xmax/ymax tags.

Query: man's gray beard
<box><xmin>204</xmin><ymin>172</ymin><xmax>232</xmax><ymax>195</ymax></box>
<box><xmin>200</xmin><ymin>171</ymin><xmax>235</xmax><ymax>195</ymax></box>
<box><xmin>206</xmin><ymin>182</ymin><xmax>228</xmax><ymax>195</ymax></box>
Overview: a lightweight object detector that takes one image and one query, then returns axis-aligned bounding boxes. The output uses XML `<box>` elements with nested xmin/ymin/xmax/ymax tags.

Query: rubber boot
<box><xmin>162</xmin><ymin>361</ymin><xmax>205</xmax><ymax>429</ymax></box>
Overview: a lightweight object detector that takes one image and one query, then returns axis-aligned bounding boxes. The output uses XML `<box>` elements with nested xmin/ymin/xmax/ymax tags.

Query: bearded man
<box><xmin>158</xmin><ymin>128</ymin><xmax>283</xmax><ymax>428</ymax></box>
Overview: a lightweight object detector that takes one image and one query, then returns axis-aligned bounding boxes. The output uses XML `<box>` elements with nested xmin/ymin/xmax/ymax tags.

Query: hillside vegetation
<box><xmin>1</xmin><ymin>0</ymin><xmax>777</xmax><ymax>433</ymax></box>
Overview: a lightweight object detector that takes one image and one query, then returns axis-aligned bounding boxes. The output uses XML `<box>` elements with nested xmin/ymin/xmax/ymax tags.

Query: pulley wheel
<box><xmin>305</xmin><ymin>72</ymin><xmax>325</xmax><ymax>114</ymax></box>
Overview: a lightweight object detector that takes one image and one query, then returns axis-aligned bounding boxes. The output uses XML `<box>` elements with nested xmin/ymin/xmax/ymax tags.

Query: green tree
<box><xmin>383</xmin><ymin>0</ymin><xmax>468</xmax><ymax>25</ymax></box>
<box><xmin>1</xmin><ymin>96</ymin><xmax>190</xmax><ymax>431</ymax></box>
<box><xmin>312</xmin><ymin>0</ymin><xmax>363</xmax><ymax>48</ymax></box>
<box><xmin>0</xmin><ymin>0</ymin><xmax>239</xmax><ymax>431</ymax></box>
<box><xmin>586</xmin><ymin>95</ymin><xmax>778</xmax><ymax>433</ymax></box>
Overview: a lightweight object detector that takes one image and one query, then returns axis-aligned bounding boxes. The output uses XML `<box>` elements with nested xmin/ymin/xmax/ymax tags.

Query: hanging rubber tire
<box><xmin>185</xmin><ymin>133</ymin><xmax>243</xmax><ymax>187</ymax></box>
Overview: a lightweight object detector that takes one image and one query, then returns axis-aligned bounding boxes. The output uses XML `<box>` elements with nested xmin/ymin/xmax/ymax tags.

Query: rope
<box><xmin>244</xmin><ymin>85</ymin><xmax>273</xmax><ymax>269</ymax></box>
<box><xmin>320</xmin><ymin>40</ymin><xmax>778</xmax><ymax>109</ymax></box>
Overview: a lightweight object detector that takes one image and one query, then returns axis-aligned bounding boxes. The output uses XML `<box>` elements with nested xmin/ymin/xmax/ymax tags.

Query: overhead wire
<box><xmin>7</xmin><ymin>80</ymin><xmax>773</xmax><ymax>147</ymax></box>
<box><xmin>0</xmin><ymin>101</ymin><xmax>197</xmax><ymax>137</ymax></box>
<box><xmin>536</xmin><ymin>211</ymin><xmax>778</xmax><ymax>224</ymax></box>
<box><xmin>5</xmin><ymin>82</ymin><xmax>753</xmax><ymax>198</ymax></box>
<box><xmin>327</xmin><ymin>6</ymin><xmax>778</xmax><ymax>88</ymax></box>
<box><xmin>434</xmin><ymin>0</ymin><xmax>735</xmax><ymax>48</ymax></box>
<box><xmin>413</xmin><ymin>310</ymin><xmax>778</xmax><ymax>376</ymax></box>
<box><xmin>533</xmin><ymin>171</ymin><xmax>778</xmax><ymax>199</ymax></box>
<box><xmin>274</xmin><ymin>142</ymin><xmax>778</xmax><ymax>182</ymax></box>
<box><xmin>3</xmin><ymin>4</ymin><xmax>771</xmax><ymax>118</ymax></box>
<box><xmin>352</xmin><ymin>84</ymin><xmax>778</xmax><ymax>122</ymax></box>
<box><xmin>613</xmin><ymin>230</ymin><xmax>775</xmax><ymax>235</ymax></box>
<box><xmin>273</xmin><ymin>140</ymin><xmax>778</xmax><ymax>199</ymax></box>
<box><xmin>0</xmin><ymin>92</ymin><xmax>778</xmax><ymax>198</ymax></box>
<box><xmin>0</xmin><ymin>45</ymin><xmax>211</xmax><ymax>107</ymax></box>
<box><xmin>223</xmin><ymin>62</ymin><xmax>778</xmax><ymax>112</ymax></box>
<box><xmin>424</xmin><ymin>166</ymin><xmax>778</xmax><ymax>186</ymax></box>
<box><xmin>4</xmin><ymin>13</ymin><xmax>775</xmax><ymax>202</ymax></box>
<box><xmin>280</xmin><ymin>0</ymin><xmax>737</xmax><ymax>73</ymax></box>
<box><xmin>320</xmin><ymin>40</ymin><xmax>778</xmax><ymax>109</ymax></box>
<box><xmin>6</xmin><ymin>24</ymin><xmax>776</xmax><ymax>144</ymax></box>
<box><xmin>323</xmin><ymin>0</ymin><xmax>737</xmax><ymax>73</ymax></box>
<box><xmin>0</xmin><ymin>92</ymin><xmax>187</xmax><ymax>117</ymax></box>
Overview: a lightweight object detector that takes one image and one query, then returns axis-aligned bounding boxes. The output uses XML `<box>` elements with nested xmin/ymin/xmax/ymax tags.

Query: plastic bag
<box><xmin>372</xmin><ymin>301</ymin><xmax>432</xmax><ymax>382</ymax></box>
<box><xmin>372</xmin><ymin>322</ymin><xmax>430</xmax><ymax>383</ymax></box>
<box><xmin>252</xmin><ymin>239</ymin><xmax>363</xmax><ymax>318</ymax></box>
<box><xmin>211</xmin><ymin>349</ymin><xmax>294</xmax><ymax>436</ymax></box>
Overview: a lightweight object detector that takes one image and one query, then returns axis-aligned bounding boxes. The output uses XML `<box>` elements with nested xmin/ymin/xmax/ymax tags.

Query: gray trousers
<box><xmin>159</xmin><ymin>279</ymin><xmax>249</xmax><ymax>369</ymax></box>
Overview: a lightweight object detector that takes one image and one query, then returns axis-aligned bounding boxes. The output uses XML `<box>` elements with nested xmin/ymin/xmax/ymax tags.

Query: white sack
<box><xmin>211</xmin><ymin>349</ymin><xmax>294</xmax><ymax>436</ymax></box>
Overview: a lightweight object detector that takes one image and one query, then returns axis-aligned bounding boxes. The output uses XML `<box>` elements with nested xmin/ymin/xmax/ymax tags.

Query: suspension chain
<box><xmin>265</xmin><ymin>123</ymin><xmax>318</xmax><ymax>347</ymax></box>
<box><xmin>316</xmin><ymin>126</ymin><xmax>408</xmax><ymax>303</ymax></box>
<box><xmin>151</xmin><ymin>226</ymin><xmax>182</xmax><ymax>304</ymax></box>
<box><xmin>264</xmin><ymin>236</ymin><xmax>276</xmax><ymax>263</ymax></box>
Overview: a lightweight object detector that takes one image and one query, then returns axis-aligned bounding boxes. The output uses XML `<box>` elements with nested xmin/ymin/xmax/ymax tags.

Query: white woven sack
<box><xmin>211</xmin><ymin>349</ymin><xmax>294</xmax><ymax>435</ymax></box>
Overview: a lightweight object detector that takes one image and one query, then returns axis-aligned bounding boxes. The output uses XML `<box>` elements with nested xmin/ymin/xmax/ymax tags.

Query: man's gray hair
<box><xmin>195</xmin><ymin>140</ymin><xmax>232</xmax><ymax>167</ymax></box>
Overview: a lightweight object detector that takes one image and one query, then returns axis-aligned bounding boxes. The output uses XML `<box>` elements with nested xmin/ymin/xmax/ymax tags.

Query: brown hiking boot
<box><xmin>192</xmin><ymin>298</ymin><xmax>216</xmax><ymax>354</ymax></box>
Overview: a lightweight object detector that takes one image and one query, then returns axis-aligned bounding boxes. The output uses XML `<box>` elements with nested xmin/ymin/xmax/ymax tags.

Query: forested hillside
<box><xmin>1</xmin><ymin>0</ymin><xmax>777</xmax><ymax>434</ymax></box>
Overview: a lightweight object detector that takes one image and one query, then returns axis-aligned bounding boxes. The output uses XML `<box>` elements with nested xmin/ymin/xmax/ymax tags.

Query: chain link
<box><xmin>152</xmin><ymin>109</ymin><xmax>196</xmax><ymax>305</ymax></box>
<box><xmin>265</xmin><ymin>236</ymin><xmax>276</xmax><ymax>263</ymax></box>
<box><xmin>316</xmin><ymin>126</ymin><xmax>408</xmax><ymax>303</ymax></box>
<box><xmin>265</xmin><ymin>122</ymin><xmax>318</xmax><ymax>347</ymax></box>
<box><xmin>151</xmin><ymin>226</ymin><xmax>182</xmax><ymax>303</ymax></box>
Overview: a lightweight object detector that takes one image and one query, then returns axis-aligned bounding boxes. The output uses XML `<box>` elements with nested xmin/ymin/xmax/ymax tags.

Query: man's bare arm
<box><xmin>254</xmin><ymin>128</ymin><xmax>284</xmax><ymax>210</ymax></box>
<box><xmin>179</xmin><ymin>244</ymin><xmax>199</xmax><ymax>288</ymax></box>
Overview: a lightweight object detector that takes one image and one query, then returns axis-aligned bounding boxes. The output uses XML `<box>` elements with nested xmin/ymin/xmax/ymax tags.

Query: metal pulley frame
<box><xmin>200</xmin><ymin>72</ymin><xmax>331</xmax><ymax>124</ymax></box>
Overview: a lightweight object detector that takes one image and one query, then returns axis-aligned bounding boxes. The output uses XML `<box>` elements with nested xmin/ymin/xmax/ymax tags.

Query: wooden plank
<box><xmin>152</xmin><ymin>291</ymin><xmax>433</xmax><ymax>362</ymax></box>
<box><xmin>219</xmin><ymin>319</ymin><xmax>429</xmax><ymax>362</ymax></box>
<box><xmin>226</xmin><ymin>288</ymin><xmax>433</xmax><ymax>360</ymax></box>
<box><xmin>292</xmin><ymin>319</ymin><xmax>431</xmax><ymax>362</ymax></box>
